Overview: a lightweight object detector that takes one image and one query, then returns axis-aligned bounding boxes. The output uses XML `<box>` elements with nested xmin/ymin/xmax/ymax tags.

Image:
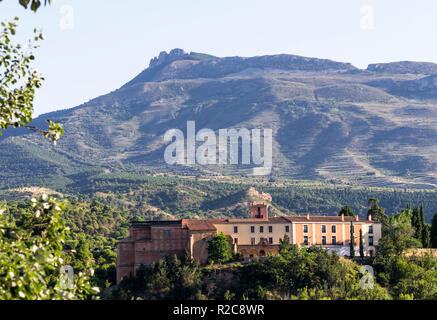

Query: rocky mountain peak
<box><xmin>149</xmin><ymin>48</ymin><xmax>188</xmax><ymax>68</ymax></box>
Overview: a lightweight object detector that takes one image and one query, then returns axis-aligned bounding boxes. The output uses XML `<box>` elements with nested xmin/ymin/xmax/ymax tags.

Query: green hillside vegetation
<box><xmin>4</xmin><ymin>173</ymin><xmax>437</xmax><ymax>222</ymax></box>
<box><xmin>112</xmin><ymin>238</ymin><xmax>436</xmax><ymax>300</ymax></box>
<box><xmin>2</xmin><ymin>187</ymin><xmax>437</xmax><ymax>299</ymax></box>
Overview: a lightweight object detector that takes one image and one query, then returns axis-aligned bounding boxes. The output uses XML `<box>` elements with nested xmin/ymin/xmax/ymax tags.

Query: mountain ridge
<box><xmin>3</xmin><ymin>49</ymin><xmax>437</xmax><ymax>190</ymax></box>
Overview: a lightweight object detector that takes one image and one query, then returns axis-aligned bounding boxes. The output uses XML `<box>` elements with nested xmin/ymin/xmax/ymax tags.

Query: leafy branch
<box><xmin>0</xmin><ymin>17</ymin><xmax>63</xmax><ymax>143</ymax></box>
<box><xmin>0</xmin><ymin>0</ymin><xmax>52</xmax><ymax>12</ymax></box>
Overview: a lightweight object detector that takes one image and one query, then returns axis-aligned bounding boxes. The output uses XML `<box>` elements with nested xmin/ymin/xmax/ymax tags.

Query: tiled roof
<box><xmin>213</xmin><ymin>216</ymin><xmax>290</xmax><ymax>224</ymax></box>
<box><xmin>284</xmin><ymin>216</ymin><xmax>375</xmax><ymax>223</ymax></box>
<box><xmin>182</xmin><ymin>219</ymin><xmax>217</xmax><ymax>231</ymax></box>
<box><xmin>130</xmin><ymin>220</ymin><xmax>182</xmax><ymax>226</ymax></box>
<box><xmin>132</xmin><ymin>215</ymin><xmax>378</xmax><ymax>232</ymax></box>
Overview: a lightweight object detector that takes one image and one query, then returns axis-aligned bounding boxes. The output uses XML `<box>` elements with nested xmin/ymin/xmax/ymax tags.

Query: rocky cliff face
<box><xmin>149</xmin><ymin>48</ymin><xmax>189</xmax><ymax>68</ymax></box>
<box><xmin>124</xmin><ymin>49</ymin><xmax>359</xmax><ymax>87</ymax></box>
<box><xmin>366</xmin><ymin>61</ymin><xmax>437</xmax><ymax>75</ymax></box>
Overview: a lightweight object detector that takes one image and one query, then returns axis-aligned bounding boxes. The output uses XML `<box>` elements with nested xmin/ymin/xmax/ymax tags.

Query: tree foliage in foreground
<box><xmin>3</xmin><ymin>197</ymin><xmax>129</xmax><ymax>293</ymax></box>
<box><xmin>0</xmin><ymin>0</ymin><xmax>51</xmax><ymax>12</ymax></box>
<box><xmin>0</xmin><ymin>17</ymin><xmax>63</xmax><ymax>142</ymax></box>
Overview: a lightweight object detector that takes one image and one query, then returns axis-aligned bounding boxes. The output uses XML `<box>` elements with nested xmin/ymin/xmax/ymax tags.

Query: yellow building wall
<box><xmin>213</xmin><ymin>220</ymin><xmax>381</xmax><ymax>256</ymax></box>
<box><xmin>214</xmin><ymin>222</ymin><xmax>292</xmax><ymax>245</ymax></box>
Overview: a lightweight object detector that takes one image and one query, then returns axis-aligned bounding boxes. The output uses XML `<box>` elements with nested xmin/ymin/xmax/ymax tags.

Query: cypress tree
<box><xmin>367</xmin><ymin>198</ymin><xmax>387</xmax><ymax>222</ymax></box>
<box><xmin>411</xmin><ymin>206</ymin><xmax>422</xmax><ymax>241</ymax></box>
<box><xmin>339</xmin><ymin>206</ymin><xmax>355</xmax><ymax>217</ymax></box>
<box><xmin>359</xmin><ymin>228</ymin><xmax>364</xmax><ymax>260</ymax></box>
<box><xmin>349</xmin><ymin>221</ymin><xmax>355</xmax><ymax>259</ymax></box>
<box><xmin>431</xmin><ymin>212</ymin><xmax>437</xmax><ymax>248</ymax></box>
<box><xmin>422</xmin><ymin>225</ymin><xmax>431</xmax><ymax>248</ymax></box>
<box><xmin>420</xmin><ymin>204</ymin><xmax>431</xmax><ymax>247</ymax></box>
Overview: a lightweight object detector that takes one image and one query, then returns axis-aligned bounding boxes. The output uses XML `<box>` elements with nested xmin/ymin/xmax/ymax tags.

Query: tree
<box><xmin>349</xmin><ymin>221</ymin><xmax>355</xmax><ymax>259</ymax></box>
<box><xmin>431</xmin><ymin>212</ymin><xmax>437</xmax><ymax>248</ymax></box>
<box><xmin>377</xmin><ymin>209</ymin><xmax>422</xmax><ymax>257</ymax></box>
<box><xmin>411</xmin><ymin>205</ymin><xmax>431</xmax><ymax>248</ymax></box>
<box><xmin>359</xmin><ymin>229</ymin><xmax>364</xmax><ymax>260</ymax></box>
<box><xmin>367</xmin><ymin>198</ymin><xmax>387</xmax><ymax>222</ymax></box>
<box><xmin>339</xmin><ymin>206</ymin><xmax>354</xmax><ymax>217</ymax></box>
<box><xmin>207</xmin><ymin>233</ymin><xmax>232</xmax><ymax>264</ymax></box>
<box><xmin>411</xmin><ymin>206</ymin><xmax>423</xmax><ymax>242</ymax></box>
<box><xmin>1</xmin><ymin>1</ymin><xmax>63</xmax><ymax>142</ymax></box>
<box><xmin>279</xmin><ymin>234</ymin><xmax>290</xmax><ymax>255</ymax></box>
<box><xmin>420</xmin><ymin>205</ymin><xmax>431</xmax><ymax>248</ymax></box>
<box><xmin>0</xmin><ymin>0</ymin><xmax>52</xmax><ymax>12</ymax></box>
<box><xmin>422</xmin><ymin>224</ymin><xmax>431</xmax><ymax>248</ymax></box>
<box><xmin>73</xmin><ymin>238</ymin><xmax>93</xmax><ymax>271</ymax></box>
<box><xmin>0</xmin><ymin>195</ymin><xmax>98</xmax><ymax>299</ymax></box>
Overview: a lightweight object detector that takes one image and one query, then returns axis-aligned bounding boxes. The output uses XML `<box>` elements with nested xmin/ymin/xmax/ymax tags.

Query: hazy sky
<box><xmin>1</xmin><ymin>0</ymin><xmax>437</xmax><ymax>116</ymax></box>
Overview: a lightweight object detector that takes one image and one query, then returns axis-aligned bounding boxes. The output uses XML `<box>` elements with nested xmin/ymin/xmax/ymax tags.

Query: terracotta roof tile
<box><xmin>136</xmin><ymin>215</ymin><xmax>378</xmax><ymax>233</ymax></box>
<box><xmin>182</xmin><ymin>219</ymin><xmax>217</xmax><ymax>231</ymax></box>
<box><xmin>213</xmin><ymin>216</ymin><xmax>290</xmax><ymax>224</ymax></box>
<box><xmin>284</xmin><ymin>216</ymin><xmax>376</xmax><ymax>223</ymax></box>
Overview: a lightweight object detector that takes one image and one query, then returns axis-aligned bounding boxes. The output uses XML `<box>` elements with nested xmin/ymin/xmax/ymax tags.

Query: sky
<box><xmin>1</xmin><ymin>0</ymin><xmax>437</xmax><ymax>116</ymax></box>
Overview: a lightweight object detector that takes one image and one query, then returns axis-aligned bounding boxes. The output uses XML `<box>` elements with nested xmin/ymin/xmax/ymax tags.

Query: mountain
<box><xmin>3</xmin><ymin>49</ymin><xmax>437</xmax><ymax>190</ymax></box>
<box><xmin>366</xmin><ymin>61</ymin><xmax>437</xmax><ymax>75</ymax></box>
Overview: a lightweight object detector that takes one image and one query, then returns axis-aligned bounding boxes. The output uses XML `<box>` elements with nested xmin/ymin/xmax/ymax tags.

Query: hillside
<box><xmin>2</xmin><ymin>49</ymin><xmax>437</xmax><ymax>189</ymax></box>
<box><xmin>3</xmin><ymin>173</ymin><xmax>437</xmax><ymax>223</ymax></box>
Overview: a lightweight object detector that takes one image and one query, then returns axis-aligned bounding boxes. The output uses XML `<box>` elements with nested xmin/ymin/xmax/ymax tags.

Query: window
<box><xmin>322</xmin><ymin>236</ymin><xmax>326</xmax><ymax>245</ymax></box>
<box><xmin>285</xmin><ymin>225</ymin><xmax>290</xmax><ymax>233</ymax></box>
<box><xmin>250</xmin><ymin>226</ymin><xmax>255</xmax><ymax>233</ymax></box>
<box><xmin>257</xmin><ymin>207</ymin><xmax>261</xmax><ymax>217</ymax></box>
<box><xmin>268</xmin><ymin>226</ymin><xmax>273</xmax><ymax>233</ymax></box>
<box><xmin>233</xmin><ymin>226</ymin><xmax>238</xmax><ymax>234</ymax></box>
<box><xmin>234</xmin><ymin>238</ymin><xmax>238</xmax><ymax>244</ymax></box>
<box><xmin>164</xmin><ymin>230</ymin><xmax>170</xmax><ymax>238</ymax></box>
<box><xmin>303</xmin><ymin>236</ymin><xmax>309</xmax><ymax>245</ymax></box>
<box><xmin>331</xmin><ymin>225</ymin><xmax>336</xmax><ymax>233</ymax></box>
<box><xmin>303</xmin><ymin>225</ymin><xmax>308</xmax><ymax>233</ymax></box>
<box><xmin>268</xmin><ymin>237</ymin><xmax>273</xmax><ymax>244</ymax></box>
<box><xmin>259</xmin><ymin>226</ymin><xmax>264</xmax><ymax>233</ymax></box>
<box><xmin>368</xmin><ymin>236</ymin><xmax>374</xmax><ymax>246</ymax></box>
<box><xmin>332</xmin><ymin>236</ymin><xmax>337</xmax><ymax>245</ymax></box>
<box><xmin>369</xmin><ymin>225</ymin><xmax>373</xmax><ymax>234</ymax></box>
<box><xmin>321</xmin><ymin>225</ymin><xmax>326</xmax><ymax>233</ymax></box>
<box><xmin>251</xmin><ymin>237</ymin><xmax>255</xmax><ymax>245</ymax></box>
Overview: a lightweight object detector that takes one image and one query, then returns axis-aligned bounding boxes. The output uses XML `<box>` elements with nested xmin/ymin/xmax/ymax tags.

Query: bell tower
<box><xmin>250</xmin><ymin>202</ymin><xmax>269</xmax><ymax>219</ymax></box>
